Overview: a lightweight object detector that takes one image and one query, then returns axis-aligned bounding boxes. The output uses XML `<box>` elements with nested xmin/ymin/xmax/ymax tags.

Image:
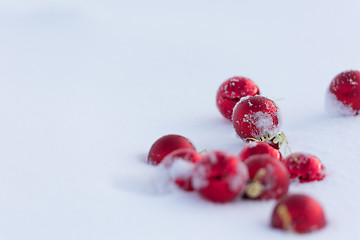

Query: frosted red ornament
<box><xmin>239</xmin><ymin>142</ymin><xmax>282</xmax><ymax>162</ymax></box>
<box><xmin>232</xmin><ymin>96</ymin><xmax>281</xmax><ymax>140</ymax></box>
<box><xmin>192</xmin><ymin>151</ymin><xmax>248</xmax><ymax>203</ymax></box>
<box><xmin>281</xmin><ymin>152</ymin><xmax>325</xmax><ymax>183</ymax></box>
<box><xmin>216</xmin><ymin>76</ymin><xmax>260</xmax><ymax>120</ymax></box>
<box><xmin>162</xmin><ymin>148</ymin><xmax>202</xmax><ymax>191</ymax></box>
<box><xmin>148</xmin><ymin>134</ymin><xmax>196</xmax><ymax>165</ymax></box>
<box><xmin>327</xmin><ymin>70</ymin><xmax>360</xmax><ymax>115</ymax></box>
<box><xmin>271</xmin><ymin>194</ymin><xmax>326</xmax><ymax>233</ymax></box>
<box><xmin>244</xmin><ymin>154</ymin><xmax>289</xmax><ymax>200</ymax></box>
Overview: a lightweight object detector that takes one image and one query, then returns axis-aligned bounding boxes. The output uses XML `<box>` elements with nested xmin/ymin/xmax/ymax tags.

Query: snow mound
<box><xmin>325</xmin><ymin>90</ymin><xmax>356</xmax><ymax>116</ymax></box>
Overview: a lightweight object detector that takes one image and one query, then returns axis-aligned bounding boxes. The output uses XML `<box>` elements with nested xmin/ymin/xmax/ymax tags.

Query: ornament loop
<box><xmin>199</xmin><ymin>149</ymin><xmax>208</xmax><ymax>154</ymax></box>
<box><xmin>245</xmin><ymin>132</ymin><xmax>287</xmax><ymax>149</ymax></box>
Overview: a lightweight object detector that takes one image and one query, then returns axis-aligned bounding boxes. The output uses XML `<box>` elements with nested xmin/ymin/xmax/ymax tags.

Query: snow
<box><xmin>192</xmin><ymin>164</ymin><xmax>208</xmax><ymax>190</ymax></box>
<box><xmin>168</xmin><ymin>158</ymin><xmax>194</xmax><ymax>180</ymax></box>
<box><xmin>229</xmin><ymin>162</ymin><xmax>248</xmax><ymax>192</ymax></box>
<box><xmin>1</xmin><ymin>0</ymin><xmax>360</xmax><ymax>239</ymax></box>
<box><xmin>246</xmin><ymin>141</ymin><xmax>259</xmax><ymax>148</ymax></box>
<box><xmin>244</xmin><ymin>111</ymin><xmax>280</xmax><ymax>137</ymax></box>
<box><xmin>152</xmin><ymin>158</ymin><xmax>195</xmax><ymax>194</ymax></box>
<box><xmin>207</xmin><ymin>151</ymin><xmax>219</xmax><ymax>164</ymax></box>
<box><xmin>325</xmin><ymin>90</ymin><xmax>356</xmax><ymax>116</ymax></box>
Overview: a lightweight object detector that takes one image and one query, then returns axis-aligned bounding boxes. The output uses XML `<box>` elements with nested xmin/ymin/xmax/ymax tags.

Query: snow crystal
<box><xmin>325</xmin><ymin>90</ymin><xmax>356</xmax><ymax>116</ymax></box>
<box><xmin>246</xmin><ymin>141</ymin><xmax>258</xmax><ymax>148</ymax></box>
<box><xmin>348</xmin><ymin>78</ymin><xmax>358</xmax><ymax>85</ymax></box>
<box><xmin>239</xmin><ymin>95</ymin><xmax>251</xmax><ymax>103</ymax></box>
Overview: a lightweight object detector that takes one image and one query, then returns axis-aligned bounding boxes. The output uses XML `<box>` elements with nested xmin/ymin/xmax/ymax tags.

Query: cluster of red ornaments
<box><xmin>148</xmin><ymin>134</ymin><xmax>326</xmax><ymax>233</ymax></box>
<box><xmin>145</xmin><ymin>70</ymin><xmax>360</xmax><ymax>234</ymax></box>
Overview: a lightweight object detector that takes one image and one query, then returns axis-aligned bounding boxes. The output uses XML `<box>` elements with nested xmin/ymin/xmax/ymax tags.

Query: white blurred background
<box><xmin>1</xmin><ymin>1</ymin><xmax>360</xmax><ymax>239</ymax></box>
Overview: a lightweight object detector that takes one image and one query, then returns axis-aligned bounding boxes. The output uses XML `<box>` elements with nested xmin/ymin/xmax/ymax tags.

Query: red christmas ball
<box><xmin>148</xmin><ymin>134</ymin><xmax>196</xmax><ymax>165</ymax></box>
<box><xmin>162</xmin><ymin>148</ymin><xmax>202</xmax><ymax>191</ymax></box>
<box><xmin>271</xmin><ymin>194</ymin><xmax>326</xmax><ymax>233</ymax></box>
<box><xmin>239</xmin><ymin>142</ymin><xmax>282</xmax><ymax>162</ymax></box>
<box><xmin>244</xmin><ymin>154</ymin><xmax>289</xmax><ymax>200</ymax></box>
<box><xmin>232</xmin><ymin>96</ymin><xmax>281</xmax><ymax>140</ymax></box>
<box><xmin>327</xmin><ymin>70</ymin><xmax>360</xmax><ymax>115</ymax></box>
<box><xmin>192</xmin><ymin>151</ymin><xmax>248</xmax><ymax>203</ymax></box>
<box><xmin>281</xmin><ymin>152</ymin><xmax>325</xmax><ymax>183</ymax></box>
<box><xmin>216</xmin><ymin>76</ymin><xmax>260</xmax><ymax>120</ymax></box>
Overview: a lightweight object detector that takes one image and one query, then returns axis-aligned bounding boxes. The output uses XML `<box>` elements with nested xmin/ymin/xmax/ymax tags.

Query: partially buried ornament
<box><xmin>148</xmin><ymin>134</ymin><xmax>196</xmax><ymax>165</ymax></box>
<box><xmin>192</xmin><ymin>151</ymin><xmax>248</xmax><ymax>203</ymax></box>
<box><xmin>326</xmin><ymin>70</ymin><xmax>360</xmax><ymax>115</ymax></box>
<box><xmin>271</xmin><ymin>194</ymin><xmax>326</xmax><ymax>233</ymax></box>
<box><xmin>233</xmin><ymin>95</ymin><xmax>281</xmax><ymax>140</ymax></box>
<box><xmin>244</xmin><ymin>154</ymin><xmax>289</xmax><ymax>200</ymax></box>
<box><xmin>216</xmin><ymin>76</ymin><xmax>260</xmax><ymax>120</ymax></box>
<box><xmin>162</xmin><ymin>148</ymin><xmax>202</xmax><ymax>191</ymax></box>
<box><xmin>281</xmin><ymin>152</ymin><xmax>325</xmax><ymax>183</ymax></box>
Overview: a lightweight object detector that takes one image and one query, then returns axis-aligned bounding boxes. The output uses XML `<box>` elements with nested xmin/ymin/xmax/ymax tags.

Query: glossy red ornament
<box><xmin>233</xmin><ymin>96</ymin><xmax>281</xmax><ymax>140</ymax></box>
<box><xmin>281</xmin><ymin>152</ymin><xmax>325</xmax><ymax>183</ymax></box>
<box><xmin>244</xmin><ymin>154</ymin><xmax>289</xmax><ymax>200</ymax></box>
<box><xmin>239</xmin><ymin>142</ymin><xmax>282</xmax><ymax>162</ymax></box>
<box><xmin>216</xmin><ymin>76</ymin><xmax>260</xmax><ymax>120</ymax></box>
<box><xmin>162</xmin><ymin>148</ymin><xmax>202</xmax><ymax>191</ymax></box>
<box><xmin>192</xmin><ymin>151</ymin><xmax>248</xmax><ymax>203</ymax></box>
<box><xmin>148</xmin><ymin>134</ymin><xmax>196</xmax><ymax>165</ymax></box>
<box><xmin>271</xmin><ymin>194</ymin><xmax>326</xmax><ymax>233</ymax></box>
<box><xmin>327</xmin><ymin>70</ymin><xmax>360</xmax><ymax>115</ymax></box>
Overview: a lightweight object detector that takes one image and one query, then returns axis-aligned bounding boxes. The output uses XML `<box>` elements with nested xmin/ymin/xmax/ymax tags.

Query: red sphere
<box><xmin>216</xmin><ymin>76</ymin><xmax>260</xmax><ymax>120</ymax></box>
<box><xmin>239</xmin><ymin>142</ymin><xmax>282</xmax><ymax>162</ymax></box>
<box><xmin>192</xmin><ymin>151</ymin><xmax>248</xmax><ymax>203</ymax></box>
<box><xmin>162</xmin><ymin>148</ymin><xmax>202</xmax><ymax>191</ymax></box>
<box><xmin>148</xmin><ymin>134</ymin><xmax>196</xmax><ymax>165</ymax></box>
<box><xmin>282</xmin><ymin>152</ymin><xmax>325</xmax><ymax>183</ymax></box>
<box><xmin>271</xmin><ymin>194</ymin><xmax>326</xmax><ymax>233</ymax></box>
<box><xmin>327</xmin><ymin>70</ymin><xmax>360</xmax><ymax>115</ymax></box>
<box><xmin>233</xmin><ymin>96</ymin><xmax>281</xmax><ymax>140</ymax></box>
<box><xmin>244</xmin><ymin>154</ymin><xmax>289</xmax><ymax>200</ymax></box>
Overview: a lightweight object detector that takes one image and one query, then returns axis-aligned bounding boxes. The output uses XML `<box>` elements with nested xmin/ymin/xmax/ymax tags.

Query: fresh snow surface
<box><xmin>1</xmin><ymin>1</ymin><xmax>360</xmax><ymax>239</ymax></box>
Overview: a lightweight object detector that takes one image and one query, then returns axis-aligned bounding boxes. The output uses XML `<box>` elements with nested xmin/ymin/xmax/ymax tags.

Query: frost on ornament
<box><xmin>326</xmin><ymin>70</ymin><xmax>360</xmax><ymax>116</ymax></box>
<box><xmin>233</xmin><ymin>96</ymin><xmax>281</xmax><ymax>140</ymax></box>
<box><xmin>281</xmin><ymin>152</ymin><xmax>326</xmax><ymax>183</ymax></box>
<box><xmin>216</xmin><ymin>76</ymin><xmax>260</xmax><ymax>120</ymax></box>
<box><xmin>243</xmin><ymin>111</ymin><xmax>279</xmax><ymax>137</ymax></box>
